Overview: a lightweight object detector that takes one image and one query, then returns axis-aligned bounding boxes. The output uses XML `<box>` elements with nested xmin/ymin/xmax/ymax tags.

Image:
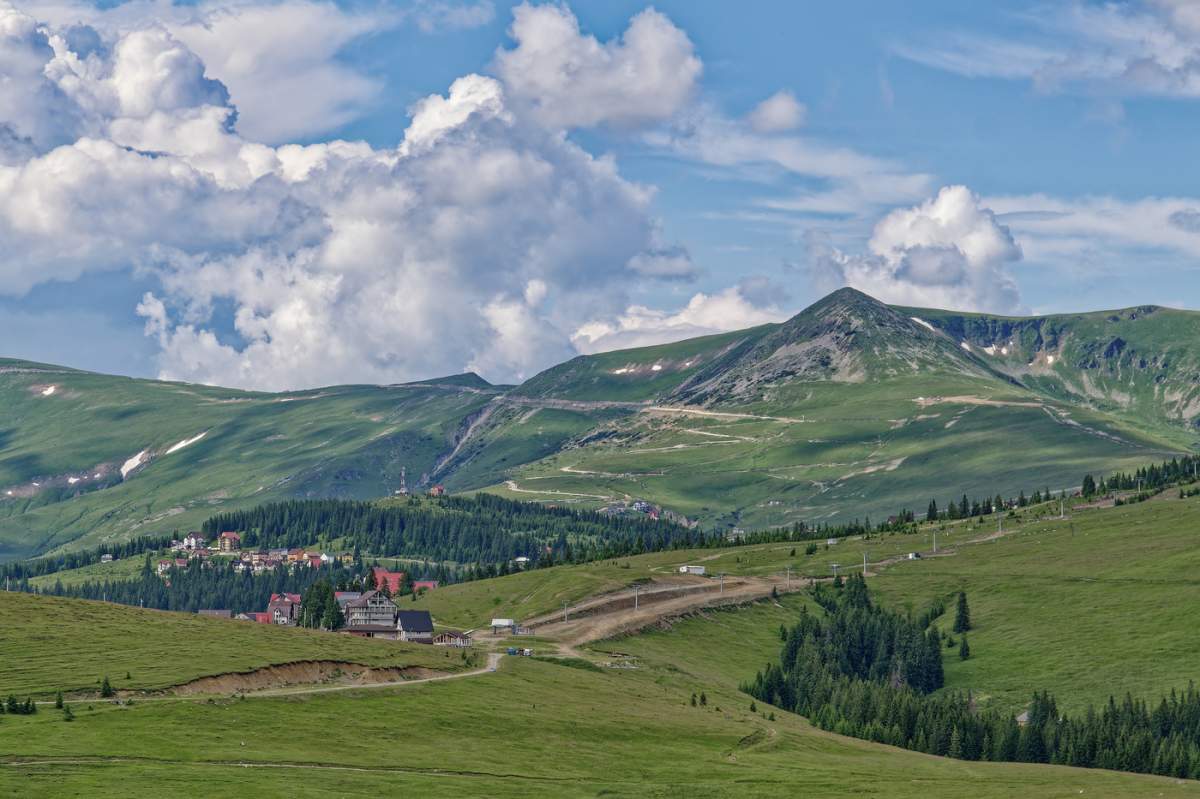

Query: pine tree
<box><xmin>927</xmin><ymin>499</ymin><xmax>938</xmax><ymax>521</ymax></box>
<box><xmin>959</xmin><ymin>635</ymin><xmax>971</xmax><ymax>660</ymax></box>
<box><xmin>54</xmin><ymin>691</ymin><xmax>63</xmax><ymax>709</ymax></box>
<box><xmin>99</xmin><ymin>676</ymin><xmax>114</xmax><ymax>698</ymax></box>
<box><xmin>948</xmin><ymin>726</ymin><xmax>964</xmax><ymax>759</ymax></box>
<box><xmin>700</xmin><ymin>692</ymin><xmax>707</xmax><ymax>707</ymax></box>
<box><xmin>1082</xmin><ymin>474</ymin><xmax>1097</xmax><ymax>498</ymax></box>
<box><xmin>62</xmin><ymin>704</ymin><xmax>74</xmax><ymax>722</ymax></box>
<box><xmin>953</xmin><ymin>591</ymin><xmax>971</xmax><ymax>633</ymax></box>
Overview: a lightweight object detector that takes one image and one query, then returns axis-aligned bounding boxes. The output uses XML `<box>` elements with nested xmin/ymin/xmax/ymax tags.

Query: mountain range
<box><xmin>3</xmin><ymin>287</ymin><xmax>1197</xmax><ymax>560</ymax></box>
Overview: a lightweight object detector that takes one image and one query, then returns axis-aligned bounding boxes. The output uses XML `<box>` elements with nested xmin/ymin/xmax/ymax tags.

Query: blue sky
<box><xmin>3</xmin><ymin>0</ymin><xmax>1200</xmax><ymax>387</ymax></box>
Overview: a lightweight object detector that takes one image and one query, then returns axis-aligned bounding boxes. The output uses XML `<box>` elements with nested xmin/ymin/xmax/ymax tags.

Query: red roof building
<box><xmin>267</xmin><ymin>593</ymin><xmax>302</xmax><ymax>625</ymax></box>
<box><xmin>412</xmin><ymin>580</ymin><xmax>439</xmax><ymax>592</ymax></box>
<box><xmin>217</xmin><ymin>531</ymin><xmax>242</xmax><ymax>552</ymax></box>
<box><xmin>372</xmin><ymin>566</ymin><xmax>405</xmax><ymax>594</ymax></box>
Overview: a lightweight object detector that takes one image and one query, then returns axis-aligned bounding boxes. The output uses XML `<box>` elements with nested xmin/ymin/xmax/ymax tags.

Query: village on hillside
<box><xmin>152</xmin><ymin>531</ymin><xmax>472</xmax><ymax>646</ymax></box>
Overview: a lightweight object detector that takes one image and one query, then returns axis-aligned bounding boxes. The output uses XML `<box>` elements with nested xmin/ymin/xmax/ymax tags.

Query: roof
<box><xmin>218</xmin><ymin>531</ymin><xmax>241</xmax><ymax>539</ymax></box>
<box><xmin>345</xmin><ymin>589</ymin><xmax>394</xmax><ymax>608</ymax></box>
<box><xmin>396</xmin><ymin>610</ymin><xmax>433</xmax><ymax>633</ymax></box>
<box><xmin>198</xmin><ymin>609</ymin><xmax>232</xmax><ymax>618</ymax></box>
<box><xmin>491</xmin><ymin>618</ymin><xmax>516</xmax><ymax>627</ymax></box>
<box><xmin>269</xmin><ymin>593</ymin><xmax>302</xmax><ymax>604</ymax></box>
<box><xmin>435</xmin><ymin>629</ymin><xmax>468</xmax><ymax>638</ymax></box>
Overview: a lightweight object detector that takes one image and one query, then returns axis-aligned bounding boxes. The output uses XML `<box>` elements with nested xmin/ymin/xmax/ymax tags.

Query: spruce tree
<box><xmin>99</xmin><ymin>676</ymin><xmax>114</xmax><ymax>698</ymax></box>
<box><xmin>959</xmin><ymin>635</ymin><xmax>970</xmax><ymax>660</ymax></box>
<box><xmin>54</xmin><ymin>691</ymin><xmax>63</xmax><ymax>709</ymax></box>
<box><xmin>953</xmin><ymin>591</ymin><xmax>971</xmax><ymax>633</ymax></box>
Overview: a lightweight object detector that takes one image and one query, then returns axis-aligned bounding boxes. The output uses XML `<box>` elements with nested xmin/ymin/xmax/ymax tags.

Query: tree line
<box><xmin>1083</xmin><ymin>454</ymin><xmax>1200</xmax><ymax>499</ymax></box>
<box><xmin>744</xmin><ymin>578</ymin><xmax>1200</xmax><ymax>779</ymax></box>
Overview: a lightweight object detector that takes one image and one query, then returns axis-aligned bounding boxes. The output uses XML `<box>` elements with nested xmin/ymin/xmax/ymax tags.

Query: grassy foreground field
<box><xmin>3</xmin><ymin>597</ymin><xmax>1197</xmax><ymax>798</ymax></box>
<box><xmin>0</xmin><ymin>592</ymin><xmax>466</xmax><ymax>696</ymax></box>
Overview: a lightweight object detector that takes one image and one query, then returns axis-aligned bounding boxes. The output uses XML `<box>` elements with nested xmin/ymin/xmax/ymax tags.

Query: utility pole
<box><xmin>831</xmin><ymin>563</ymin><xmax>839</xmax><ymax>579</ymax></box>
<box><xmin>862</xmin><ymin>551</ymin><xmax>867</xmax><ymax>577</ymax></box>
<box><xmin>719</xmin><ymin>574</ymin><xmax>725</xmax><ymax>594</ymax></box>
<box><xmin>933</xmin><ymin>531</ymin><xmax>937</xmax><ymax>554</ymax></box>
<box><xmin>634</xmin><ymin>585</ymin><xmax>639</xmax><ymax>610</ymax></box>
<box><xmin>562</xmin><ymin>600</ymin><xmax>568</xmax><ymax>623</ymax></box>
<box><xmin>785</xmin><ymin>566</ymin><xmax>791</xmax><ymax>590</ymax></box>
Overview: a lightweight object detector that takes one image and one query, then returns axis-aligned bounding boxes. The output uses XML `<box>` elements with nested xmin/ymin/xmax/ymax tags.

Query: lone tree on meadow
<box><xmin>953</xmin><ymin>591</ymin><xmax>971</xmax><ymax>634</ymax></box>
<box><xmin>99</xmin><ymin>676</ymin><xmax>114</xmax><ymax>698</ymax></box>
<box><xmin>959</xmin><ymin>635</ymin><xmax>971</xmax><ymax>661</ymax></box>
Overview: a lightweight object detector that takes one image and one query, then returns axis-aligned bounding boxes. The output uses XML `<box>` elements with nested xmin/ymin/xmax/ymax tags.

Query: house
<box><xmin>344</xmin><ymin>590</ymin><xmax>397</xmax><ymax>629</ymax></box>
<box><xmin>513</xmin><ymin>556</ymin><xmax>531</xmax><ymax>568</ymax></box>
<box><xmin>396</xmin><ymin>610</ymin><xmax>434</xmax><ymax>644</ymax></box>
<box><xmin>100</xmin><ymin>553</ymin><xmax>114</xmax><ymax>563</ymax></box>
<box><xmin>428</xmin><ymin>485</ymin><xmax>446</xmax><ymax>496</ymax></box>
<box><xmin>183</xmin><ymin>532</ymin><xmax>207</xmax><ymax>550</ymax></box>
<box><xmin>217</xmin><ymin>531</ymin><xmax>241</xmax><ymax>552</ymax></box>
<box><xmin>157</xmin><ymin>559</ymin><xmax>173</xmax><ymax>576</ymax></box>
<box><xmin>267</xmin><ymin>593</ymin><xmax>302</xmax><ymax>625</ymax></box>
<box><xmin>371</xmin><ymin>566</ymin><xmax>405</xmax><ymax>595</ymax></box>
<box><xmin>491</xmin><ymin>618</ymin><xmax>517</xmax><ymax>635</ymax></box>
<box><xmin>678</xmin><ymin>565</ymin><xmax>706</xmax><ymax>576</ymax></box>
<box><xmin>412</xmin><ymin>580</ymin><xmax>439</xmax><ymax>592</ymax></box>
<box><xmin>287</xmin><ymin>549</ymin><xmax>305</xmax><ymax>563</ymax></box>
<box><xmin>306</xmin><ymin>555</ymin><xmax>324</xmax><ymax>569</ymax></box>
<box><xmin>197</xmin><ymin>609</ymin><xmax>232</xmax><ymax>619</ymax></box>
<box><xmin>433</xmin><ymin>630</ymin><xmax>471</xmax><ymax>647</ymax></box>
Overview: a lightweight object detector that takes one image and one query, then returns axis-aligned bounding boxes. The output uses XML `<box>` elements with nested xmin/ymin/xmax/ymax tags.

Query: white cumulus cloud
<box><xmin>492</xmin><ymin>2</ymin><xmax>701</xmax><ymax>129</ymax></box>
<box><xmin>807</xmin><ymin>185</ymin><xmax>1023</xmax><ymax>312</ymax></box>
<box><xmin>746</xmin><ymin>90</ymin><xmax>805</xmax><ymax>133</ymax></box>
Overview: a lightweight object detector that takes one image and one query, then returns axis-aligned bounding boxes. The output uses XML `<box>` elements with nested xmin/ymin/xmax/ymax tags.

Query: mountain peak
<box><xmin>668</xmin><ymin>287</ymin><xmax>984</xmax><ymax>404</ymax></box>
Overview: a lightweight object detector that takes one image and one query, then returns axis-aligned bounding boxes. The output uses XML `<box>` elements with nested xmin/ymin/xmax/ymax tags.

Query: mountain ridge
<box><xmin>2</xmin><ymin>288</ymin><xmax>1197</xmax><ymax>559</ymax></box>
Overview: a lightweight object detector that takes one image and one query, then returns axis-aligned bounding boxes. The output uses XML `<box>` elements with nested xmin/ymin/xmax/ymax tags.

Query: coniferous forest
<box><xmin>745</xmin><ymin>576</ymin><xmax>1200</xmax><ymax>778</ymax></box>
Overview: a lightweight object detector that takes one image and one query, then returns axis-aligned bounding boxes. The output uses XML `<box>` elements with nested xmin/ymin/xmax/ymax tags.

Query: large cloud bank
<box><xmin>0</xmin><ymin>1</ymin><xmax>740</xmax><ymax>390</ymax></box>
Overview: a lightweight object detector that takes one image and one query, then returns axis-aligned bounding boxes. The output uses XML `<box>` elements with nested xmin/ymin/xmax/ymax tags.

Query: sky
<box><xmin>3</xmin><ymin>0</ymin><xmax>1200</xmax><ymax>389</ymax></box>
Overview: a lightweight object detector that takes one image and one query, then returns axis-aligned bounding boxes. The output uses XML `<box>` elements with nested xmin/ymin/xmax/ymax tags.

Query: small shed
<box><xmin>678</xmin><ymin>565</ymin><xmax>706</xmax><ymax>576</ymax></box>
<box><xmin>491</xmin><ymin>618</ymin><xmax>517</xmax><ymax>634</ymax></box>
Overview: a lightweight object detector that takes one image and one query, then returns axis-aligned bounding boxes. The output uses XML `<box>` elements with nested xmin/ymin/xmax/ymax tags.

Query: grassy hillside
<box><xmin>0</xmin><ymin>359</ymin><xmax>495</xmax><ymax>559</ymax></box>
<box><xmin>414</xmin><ymin>489</ymin><xmax>1200</xmax><ymax>715</ymax></box>
<box><xmin>1</xmin><ymin>593</ymin><xmax>1195</xmax><ymax>797</ymax></box>
<box><xmin>478</xmin><ymin>290</ymin><xmax>1191</xmax><ymax>527</ymax></box>
<box><xmin>0</xmin><ymin>592</ymin><xmax>464</xmax><ymax>696</ymax></box>
<box><xmin>904</xmin><ymin>302</ymin><xmax>1200</xmax><ymax>438</ymax></box>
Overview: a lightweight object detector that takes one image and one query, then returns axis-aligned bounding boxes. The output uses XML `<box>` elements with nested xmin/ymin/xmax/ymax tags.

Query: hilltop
<box><xmin>3</xmin><ymin>289</ymin><xmax>1200</xmax><ymax>558</ymax></box>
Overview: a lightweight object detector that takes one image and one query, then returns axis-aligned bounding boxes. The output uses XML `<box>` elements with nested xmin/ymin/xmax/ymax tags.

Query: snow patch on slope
<box><xmin>41</xmin><ymin>385</ymin><xmax>56</xmax><ymax>396</ymax></box>
<box><xmin>166</xmin><ymin>431</ymin><xmax>208</xmax><ymax>455</ymax></box>
<box><xmin>910</xmin><ymin>317</ymin><xmax>935</xmax><ymax>332</ymax></box>
<box><xmin>121</xmin><ymin>450</ymin><xmax>148</xmax><ymax>479</ymax></box>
